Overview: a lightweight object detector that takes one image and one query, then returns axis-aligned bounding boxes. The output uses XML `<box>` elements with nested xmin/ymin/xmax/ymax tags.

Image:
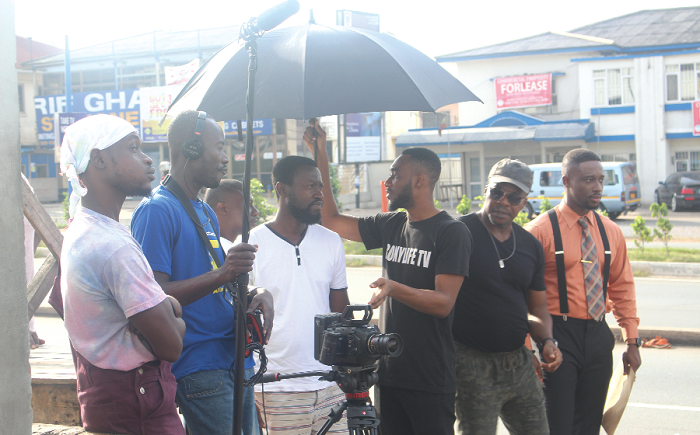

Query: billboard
<box><xmin>53</xmin><ymin>112</ymin><xmax>87</xmax><ymax>160</ymax></box>
<box><xmin>337</xmin><ymin>10</ymin><xmax>380</xmax><ymax>32</ymax></box>
<box><xmin>693</xmin><ymin>101</ymin><xmax>700</xmax><ymax>136</ymax></box>
<box><xmin>222</xmin><ymin>119</ymin><xmax>273</xmax><ymax>137</ymax></box>
<box><xmin>165</xmin><ymin>59</ymin><xmax>200</xmax><ymax>86</ymax></box>
<box><xmin>139</xmin><ymin>85</ymin><xmax>184</xmax><ymax>142</ymax></box>
<box><xmin>346</xmin><ymin>112</ymin><xmax>381</xmax><ymax>162</ymax></box>
<box><xmin>495</xmin><ymin>74</ymin><xmax>552</xmax><ymax>109</ymax></box>
<box><xmin>35</xmin><ymin>89</ymin><xmax>140</xmax><ymax>146</ymax></box>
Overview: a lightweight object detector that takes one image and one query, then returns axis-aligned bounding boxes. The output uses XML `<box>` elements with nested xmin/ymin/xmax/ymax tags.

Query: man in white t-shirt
<box><xmin>250</xmin><ymin>156</ymin><xmax>350</xmax><ymax>434</ymax></box>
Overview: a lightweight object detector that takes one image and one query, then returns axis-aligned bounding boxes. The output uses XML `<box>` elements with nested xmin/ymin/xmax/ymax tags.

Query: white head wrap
<box><xmin>60</xmin><ymin>114</ymin><xmax>137</xmax><ymax>218</ymax></box>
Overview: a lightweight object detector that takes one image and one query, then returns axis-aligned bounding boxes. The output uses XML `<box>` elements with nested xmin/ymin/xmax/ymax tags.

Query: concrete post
<box><xmin>635</xmin><ymin>56</ymin><xmax>669</xmax><ymax>204</ymax></box>
<box><xmin>0</xmin><ymin>0</ymin><xmax>34</xmax><ymax>432</ymax></box>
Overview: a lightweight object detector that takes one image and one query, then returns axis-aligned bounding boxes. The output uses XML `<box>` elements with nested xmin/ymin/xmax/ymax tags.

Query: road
<box><xmin>32</xmin><ymin>313</ymin><xmax>700</xmax><ymax>435</ymax></box>
<box><xmin>346</xmin><ymin>269</ymin><xmax>700</xmax><ymax>331</ymax></box>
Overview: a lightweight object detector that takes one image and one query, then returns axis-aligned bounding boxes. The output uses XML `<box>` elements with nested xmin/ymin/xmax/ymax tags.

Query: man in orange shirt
<box><xmin>525</xmin><ymin>149</ymin><xmax>641</xmax><ymax>435</ymax></box>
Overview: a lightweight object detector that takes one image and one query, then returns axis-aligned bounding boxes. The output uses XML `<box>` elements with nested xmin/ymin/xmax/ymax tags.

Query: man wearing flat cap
<box><xmin>453</xmin><ymin>158</ymin><xmax>563</xmax><ymax>435</ymax></box>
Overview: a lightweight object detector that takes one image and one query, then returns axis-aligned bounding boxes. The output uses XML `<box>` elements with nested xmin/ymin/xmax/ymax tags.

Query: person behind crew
<box><xmin>204</xmin><ymin>179</ymin><xmax>260</xmax><ymax>251</ymax></box>
<box><xmin>131</xmin><ymin>110</ymin><xmax>274</xmax><ymax>435</ymax></box>
<box><xmin>303</xmin><ymin>121</ymin><xmax>471</xmax><ymax>435</ymax></box>
<box><xmin>525</xmin><ymin>148</ymin><xmax>641</xmax><ymax>435</ymax></box>
<box><xmin>59</xmin><ymin>114</ymin><xmax>186</xmax><ymax>434</ymax></box>
<box><xmin>452</xmin><ymin>158</ymin><xmax>563</xmax><ymax>434</ymax></box>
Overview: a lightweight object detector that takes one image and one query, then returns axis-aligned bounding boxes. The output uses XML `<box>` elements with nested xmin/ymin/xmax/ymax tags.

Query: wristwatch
<box><xmin>540</xmin><ymin>337</ymin><xmax>558</xmax><ymax>348</ymax></box>
<box><xmin>626</xmin><ymin>337</ymin><xmax>642</xmax><ymax>347</ymax></box>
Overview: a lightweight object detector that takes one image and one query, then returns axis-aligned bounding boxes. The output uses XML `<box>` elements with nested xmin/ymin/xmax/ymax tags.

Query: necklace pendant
<box><xmin>499</xmin><ymin>259</ymin><xmax>505</xmax><ymax>268</ymax></box>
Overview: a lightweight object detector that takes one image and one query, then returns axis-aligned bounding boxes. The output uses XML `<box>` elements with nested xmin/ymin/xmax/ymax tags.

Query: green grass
<box><xmin>343</xmin><ymin>240</ymin><xmax>382</xmax><ymax>256</ymax></box>
<box><xmin>627</xmin><ymin>247</ymin><xmax>700</xmax><ymax>263</ymax></box>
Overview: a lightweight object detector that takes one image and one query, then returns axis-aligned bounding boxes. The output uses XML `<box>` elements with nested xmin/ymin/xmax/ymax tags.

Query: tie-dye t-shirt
<box><xmin>61</xmin><ymin>207</ymin><xmax>167</xmax><ymax>371</ymax></box>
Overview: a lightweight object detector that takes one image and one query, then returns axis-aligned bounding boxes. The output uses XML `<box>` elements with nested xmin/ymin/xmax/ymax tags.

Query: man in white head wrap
<box><xmin>58</xmin><ymin>114</ymin><xmax>187</xmax><ymax>435</ymax></box>
<box><xmin>60</xmin><ymin>114</ymin><xmax>139</xmax><ymax>218</ymax></box>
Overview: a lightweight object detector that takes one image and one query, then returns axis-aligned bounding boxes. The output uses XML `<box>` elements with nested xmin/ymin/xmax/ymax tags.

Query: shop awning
<box><xmin>396</xmin><ymin>122</ymin><xmax>594</xmax><ymax>147</ymax></box>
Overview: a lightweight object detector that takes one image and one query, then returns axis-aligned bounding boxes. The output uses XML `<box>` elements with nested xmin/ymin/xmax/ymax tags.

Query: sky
<box><xmin>12</xmin><ymin>0</ymin><xmax>700</xmax><ymax>59</ymax></box>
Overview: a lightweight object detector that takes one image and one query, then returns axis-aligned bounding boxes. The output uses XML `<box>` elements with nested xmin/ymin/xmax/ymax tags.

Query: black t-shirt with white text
<box><xmin>453</xmin><ymin>213</ymin><xmax>546</xmax><ymax>353</ymax></box>
<box><xmin>358</xmin><ymin>211</ymin><xmax>471</xmax><ymax>393</ymax></box>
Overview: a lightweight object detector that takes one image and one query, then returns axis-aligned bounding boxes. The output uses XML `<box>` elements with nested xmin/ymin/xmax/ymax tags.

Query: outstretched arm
<box><xmin>303</xmin><ymin>122</ymin><xmax>363</xmax><ymax>242</ymax></box>
<box><xmin>368</xmin><ymin>273</ymin><xmax>464</xmax><ymax>318</ymax></box>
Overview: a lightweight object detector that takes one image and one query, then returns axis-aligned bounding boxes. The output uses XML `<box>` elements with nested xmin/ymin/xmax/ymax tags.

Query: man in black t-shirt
<box><xmin>303</xmin><ymin>122</ymin><xmax>471</xmax><ymax>435</ymax></box>
<box><xmin>453</xmin><ymin>159</ymin><xmax>563</xmax><ymax>435</ymax></box>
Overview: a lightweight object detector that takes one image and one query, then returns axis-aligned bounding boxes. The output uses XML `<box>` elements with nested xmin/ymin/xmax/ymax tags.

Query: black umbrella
<box><xmin>164</xmin><ymin>13</ymin><xmax>482</xmax><ymax>435</ymax></box>
<box><xmin>166</xmin><ymin>21</ymin><xmax>481</xmax><ymax>121</ymax></box>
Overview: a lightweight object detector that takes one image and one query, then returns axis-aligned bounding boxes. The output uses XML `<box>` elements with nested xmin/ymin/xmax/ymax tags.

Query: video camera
<box><xmin>314</xmin><ymin>305</ymin><xmax>403</xmax><ymax>368</ymax></box>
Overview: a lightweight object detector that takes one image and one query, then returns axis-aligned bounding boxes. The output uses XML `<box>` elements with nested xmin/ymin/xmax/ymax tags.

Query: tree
<box><xmin>456</xmin><ymin>195</ymin><xmax>471</xmax><ymax>215</ymax></box>
<box><xmin>251</xmin><ymin>178</ymin><xmax>277</xmax><ymax>223</ymax></box>
<box><xmin>329</xmin><ymin>164</ymin><xmax>343</xmax><ymax>210</ymax></box>
<box><xmin>650</xmin><ymin>202</ymin><xmax>673</xmax><ymax>256</ymax></box>
<box><xmin>631</xmin><ymin>215</ymin><xmax>653</xmax><ymax>253</ymax></box>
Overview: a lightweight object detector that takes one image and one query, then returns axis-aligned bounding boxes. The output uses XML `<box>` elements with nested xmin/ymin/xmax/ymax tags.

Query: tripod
<box><xmin>261</xmin><ymin>365</ymin><xmax>381</xmax><ymax>435</ymax></box>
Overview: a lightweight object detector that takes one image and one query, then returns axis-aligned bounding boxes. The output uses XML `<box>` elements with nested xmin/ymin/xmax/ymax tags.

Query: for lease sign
<box><xmin>495</xmin><ymin>74</ymin><xmax>552</xmax><ymax>109</ymax></box>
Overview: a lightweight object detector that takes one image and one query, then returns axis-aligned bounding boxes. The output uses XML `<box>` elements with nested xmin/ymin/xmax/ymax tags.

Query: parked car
<box><xmin>654</xmin><ymin>171</ymin><xmax>700</xmax><ymax>211</ymax></box>
<box><xmin>526</xmin><ymin>161</ymin><xmax>641</xmax><ymax>220</ymax></box>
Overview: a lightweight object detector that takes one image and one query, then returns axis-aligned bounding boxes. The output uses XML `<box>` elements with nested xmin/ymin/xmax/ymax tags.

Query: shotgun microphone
<box><xmin>240</xmin><ymin>0</ymin><xmax>300</xmax><ymax>39</ymax></box>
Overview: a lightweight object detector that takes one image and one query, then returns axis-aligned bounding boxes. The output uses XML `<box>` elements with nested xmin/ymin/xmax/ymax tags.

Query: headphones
<box><xmin>181</xmin><ymin>111</ymin><xmax>207</xmax><ymax>160</ymax></box>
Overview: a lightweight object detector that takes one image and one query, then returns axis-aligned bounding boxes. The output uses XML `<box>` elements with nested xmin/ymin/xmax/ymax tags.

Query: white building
<box><xmin>398</xmin><ymin>7</ymin><xmax>700</xmax><ymax>204</ymax></box>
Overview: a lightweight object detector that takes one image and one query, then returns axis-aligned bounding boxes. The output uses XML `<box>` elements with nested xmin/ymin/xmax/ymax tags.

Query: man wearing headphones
<box><xmin>132</xmin><ymin>110</ymin><xmax>274</xmax><ymax>435</ymax></box>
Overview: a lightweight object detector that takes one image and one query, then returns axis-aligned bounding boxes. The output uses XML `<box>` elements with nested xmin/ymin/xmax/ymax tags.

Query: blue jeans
<box><xmin>176</xmin><ymin>368</ymin><xmax>259</xmax><ymax>435</ymax></box>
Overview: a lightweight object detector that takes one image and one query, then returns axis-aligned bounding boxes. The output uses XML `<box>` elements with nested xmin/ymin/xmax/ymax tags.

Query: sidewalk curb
<box><xmin>347</xmin><ymin>255</ymin><xmax>700</xmax><ymax>278</ymax></box>
<box><xmin>610</xmin><ymin>327</ymin><xmax>700</xmax><ymax>347</ymax></box>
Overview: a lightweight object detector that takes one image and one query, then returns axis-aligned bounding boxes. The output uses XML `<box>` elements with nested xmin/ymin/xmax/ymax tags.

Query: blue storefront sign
<box><xmin>222</xmin><ymin>119</ymin><xmax>272</xmax><ymax>137</ymax></box>
<box><xmin>35</xmin><ymin>89</ymin><xmax>141</xmax><ymax>146</ymax></box>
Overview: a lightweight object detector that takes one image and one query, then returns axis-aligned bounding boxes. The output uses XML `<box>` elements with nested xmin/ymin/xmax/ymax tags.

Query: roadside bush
<box><xmin>457</xmin><ymin>195</ymin><xmax>471</xmax><ymax>215</ymax></box>
<box><xmin>650</xmin><ymin>202</ymin><xmax>673</xmax><ymax>256</ymax></box>
<box><xmin>631</xmin><ymin>215</ymin><xmax>653</xmax><ymax>253</ymax></box>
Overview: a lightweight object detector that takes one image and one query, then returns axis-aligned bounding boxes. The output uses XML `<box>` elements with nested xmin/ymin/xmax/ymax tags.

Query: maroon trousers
<box><xmin>75</xmin><ymin>351</ymin><xmax>185</xmax><ymax>435</ymax></box>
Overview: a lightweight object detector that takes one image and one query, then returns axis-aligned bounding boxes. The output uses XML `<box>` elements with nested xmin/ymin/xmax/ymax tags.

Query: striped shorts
<box><xmin>255</xmin><ymin>384</ymin><xmax>347</xmax><ymax>434</ymax></box>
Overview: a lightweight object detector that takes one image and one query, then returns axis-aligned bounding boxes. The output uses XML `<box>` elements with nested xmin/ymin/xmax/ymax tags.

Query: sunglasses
<box><xmin>488</xmin><ymin>187</ymin><xmax>526</xmax><ymax>206</ymax></box>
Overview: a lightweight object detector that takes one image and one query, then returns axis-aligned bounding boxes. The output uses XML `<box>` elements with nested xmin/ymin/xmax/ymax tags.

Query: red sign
<box><xmin>234</xmin><ymin>154</ymin><xmax>246</xmax><ymax>161</ymax></box>
<box><xmin>495</xmin><ymin>74</ymin><xmax>552</xmax><ymax>109</ymax></box>
<box><xmin>693</xmin><ymin>101</ymin><xmax>700</xmax><ymax>136</ymax></box>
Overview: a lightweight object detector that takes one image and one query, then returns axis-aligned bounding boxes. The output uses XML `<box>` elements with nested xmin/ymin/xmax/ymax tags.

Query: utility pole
<box><xmin>0</xmin><ymin>0</ymin><xmax>34</xmax><ymax>432</ymax></box>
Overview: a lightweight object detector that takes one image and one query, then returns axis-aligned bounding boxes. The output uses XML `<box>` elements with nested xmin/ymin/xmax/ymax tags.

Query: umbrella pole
<box><xmin>232</xmin><ymin>38</ymin><xmax>257</xmax><ymax>435</ymax></box>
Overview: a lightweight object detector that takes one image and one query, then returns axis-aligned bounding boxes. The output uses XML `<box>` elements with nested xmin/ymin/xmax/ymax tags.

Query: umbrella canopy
<box><xmin>165</xmin><ymin>22</ymin><xmax>481</xmax><ymax>121</ymax></box>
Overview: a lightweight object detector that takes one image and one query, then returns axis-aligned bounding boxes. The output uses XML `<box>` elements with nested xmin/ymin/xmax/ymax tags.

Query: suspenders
<box><xmin>547</xmin><ymin>209</ymin><xmax>611</xmax><ymax>320</ymax></box>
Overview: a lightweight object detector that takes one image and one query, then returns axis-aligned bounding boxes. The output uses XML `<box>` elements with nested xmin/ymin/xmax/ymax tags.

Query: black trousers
<box><xmin>375</xmin><ymin>384</ymin><xmax>455</xmax><ymax>435</ymax></box>
<box><xmin>543</xmin><ymin>316</ymin><xmax>615</xmax><ymax>435</ymax></box>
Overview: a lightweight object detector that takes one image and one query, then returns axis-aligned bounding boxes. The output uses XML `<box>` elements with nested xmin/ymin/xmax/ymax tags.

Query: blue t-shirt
<box><xmin>131</xmin><ymin>185</ymin><xmax>253</xmax><ymax>379</ymax></box>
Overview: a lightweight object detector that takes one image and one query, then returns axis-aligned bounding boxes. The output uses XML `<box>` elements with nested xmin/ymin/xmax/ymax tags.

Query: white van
<box><xmin>525</xmin><ymin>162</ymin><xmax>641</xmax><ymax>220</ymax></box>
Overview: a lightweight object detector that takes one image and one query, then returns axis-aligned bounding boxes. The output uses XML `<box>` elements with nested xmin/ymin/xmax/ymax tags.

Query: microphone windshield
<box><xmin>256</xmin><ymin>0</ymin><xmax>300</xmax><ymax>32</ymax></box>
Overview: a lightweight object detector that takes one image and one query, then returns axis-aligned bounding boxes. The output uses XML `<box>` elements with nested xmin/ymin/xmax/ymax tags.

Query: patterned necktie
<box><xmin>579</xmin><ymin>217</ymin><xmax>605</xmax><ymax>321</ymax></box>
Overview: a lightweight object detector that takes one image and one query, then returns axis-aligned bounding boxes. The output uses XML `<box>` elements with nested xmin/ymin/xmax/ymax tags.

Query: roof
<box><xmin>15</xmin><ymin>36</ymin><xmax>62</xmax><ymax>69</ymax></box>
<box><xmin>437</xmin><ymin>7</ymin><xmax>700</xmax><ymax>62</ymax></box>
<box><xmin>22</xmin><ymin>26</ymin><xmax>242</xmax><ymax>70</ymax></box>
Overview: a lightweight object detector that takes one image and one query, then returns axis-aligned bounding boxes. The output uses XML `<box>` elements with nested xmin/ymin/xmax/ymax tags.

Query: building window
<box><xmin>666</xmin><ymin>63</ymin><xmax>700</xmax><ymax>101</ymax></box>
<box><xmin>34</xmin><ymin>164</ymin><xmax>49</xmax><ymax>178</ymax></box>
<box><xmin>18</xmin><ymin>84</ymin><xmax>25</xmax><ymax>113</ymax></box>
<box><xmin>676</xmin><ymin>151</ymin><xmax>700</xmax><ymax>171</ymax></box>
<box><xmin>593</xmin><ymin>68</ymin><xmax>634</xmax><ymax>106</ymax></box>
<box><xmin>521</xmin><ymin>77</ymin><xmax>557</xmax><ymax>115</ymax></box>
